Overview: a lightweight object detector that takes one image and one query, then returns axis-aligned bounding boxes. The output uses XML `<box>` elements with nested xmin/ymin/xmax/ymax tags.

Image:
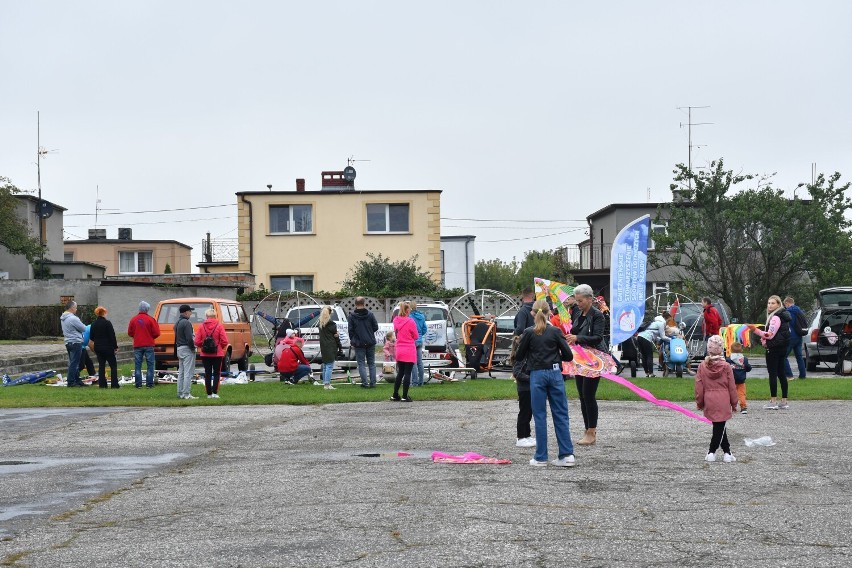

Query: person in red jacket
<box><xmin>276</xmin><ymin>329</ymin><xmax>312</xmax><ymax>384</ymax></box>
<box><xmin>194</xmin><ymin>308</ymin><xmax>229</xmax><ymax>398</ymax></box>
<box><xmin>127</xmin><ymin>301</ymin><xmax>161</xmax><ymax>388</ymax></box>
<box><xmin>701</xmin><ymin>298</ymin><xmax>722</xmax><ymax>338</ymax></box>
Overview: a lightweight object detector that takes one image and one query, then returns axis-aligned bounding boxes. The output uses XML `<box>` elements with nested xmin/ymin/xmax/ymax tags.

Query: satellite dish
<box><xmin>343</xmin><ymin>166</ymin><xmax>357</xmax><ymax>182</ymax></box>
<box><xmin>38</xmin><ymin>200</ymin><xmax>54</xmax><ymax>219</ymax></box>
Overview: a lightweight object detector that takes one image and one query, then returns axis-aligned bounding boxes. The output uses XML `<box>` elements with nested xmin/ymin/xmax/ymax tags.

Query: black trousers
<box><xmin>574</xmin><ymin>375</ymin><xmax>600</xmax><ymax>430</ymax></box>
<box><xmin>637</xmin><ymin>336</ymin><xmax>656</xmax><ymax>375</ymax></box>
<box><xmin>709</xmin><ymin>421</ymin><xmax>731</xmax><ymax>454</ymax></box>
<box><xmin>95</xmin><ymin>349</ymin><xmax>118</xmax><ymax>388</ymax></box>
<box><xmin>516</xmin><ymin>390</ymin><xmax>532</xmax><ymax>439</ymax></box>
<box><xmin>765</xmin><ymin>349</ymin><xmax>788</xmax><ymax>398</ymax></box>
<box><xmin>79</xmin><ymin>349</ymin><xmax>96</xmax><ymax>376</ymax></box>
<box><xmin>393</xmin><ymin>361</ymin><xmax>414</xmax><ymax>398</ymax></box>
<box><xmin>202</xmin><ymin>356</ymin><xmax>223</xmax><ymax>395</ymax></box>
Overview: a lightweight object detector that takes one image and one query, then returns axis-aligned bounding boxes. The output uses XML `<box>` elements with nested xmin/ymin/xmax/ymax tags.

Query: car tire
<box><xmin>806</xmin><ymin>347</ymin><xmax>818</xmax><ymax>372</ymax></box>
<box><xmin>629</xmin><ymin>360</ymin><xmax>637</xmax><ymax>378</ymax></box>
<box><xmin>221</xmin><ymin>350</ymin><xmax>232</xmax><ymax>375</ymax></box>
<box><xmin>237</xmin><ymin>353</ymin><xmax>249</xmax><ymax>372</ymax></box>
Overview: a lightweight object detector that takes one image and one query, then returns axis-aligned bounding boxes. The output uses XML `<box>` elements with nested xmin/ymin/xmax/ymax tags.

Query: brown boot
<box><xmin>577</xmin><ymin>428</ymin><xmax>597</xmax><ymax>446</ymax></box>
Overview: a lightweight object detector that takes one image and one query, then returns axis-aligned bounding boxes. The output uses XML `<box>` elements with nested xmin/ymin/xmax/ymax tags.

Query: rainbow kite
<box><xmin>720</xmin><ymin>323</ymin><xmax>762</xmax><ymax>354</ymax></box>
<box><xmin>534</xmin><ymin>277</ymin><xmax>576</xmax><ymax>334</ymax></box>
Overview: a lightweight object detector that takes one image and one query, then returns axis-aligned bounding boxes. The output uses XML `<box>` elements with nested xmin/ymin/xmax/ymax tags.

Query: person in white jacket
<box><xmin>636</xmin><ymin>315</ymin><xmax>669</xmax><ymax>377</ymax></box>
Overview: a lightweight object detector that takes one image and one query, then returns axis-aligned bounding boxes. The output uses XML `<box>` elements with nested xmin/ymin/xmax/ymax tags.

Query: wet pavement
<box><xmin>1</xmin><ymin>397</ymin><xmax>851</xmax><ymax>567</ymax></box>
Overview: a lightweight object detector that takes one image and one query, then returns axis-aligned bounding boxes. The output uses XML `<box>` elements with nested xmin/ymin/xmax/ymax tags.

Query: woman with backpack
<box><xmin>194</xmin><ymin>308</ymin><xmax>229</xmax><ymax>399</ymax></box>
<box><xmin>750</xmin><ymin>295</ymin><xmax>791</xmax><ymax>410</ymax></box>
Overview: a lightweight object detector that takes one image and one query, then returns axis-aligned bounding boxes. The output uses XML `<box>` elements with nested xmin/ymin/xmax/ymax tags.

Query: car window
<box><xmin>235</xmin><ymin>304</ymin><xmax>248</xmax><ymax>323</ymax></box>
<box><xmin>158</xmin><ymin>303</ymin><xmax>212</xmax><ymax>324</ymax></box>
<box><xmin>287</xmin><ymin>307</ymin><xmax>322</xmax><ymax>327</ymax></box>
<box><xmin>495</xmin><ymin>317</ymin><xmax>515</xmax><ymax>334</ymax></box>
<box><xmin>820</xmin><ymin>290</ymin><xmax>852</xmax><ymax>308</ymax></box>
<box><xmin>420</xmin><ymin>307</ymin><xmax>448</xmax><ymax>321</ymax></box>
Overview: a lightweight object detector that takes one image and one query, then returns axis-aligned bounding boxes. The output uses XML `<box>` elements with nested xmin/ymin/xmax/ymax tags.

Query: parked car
<box><xmin>390</xmin><ymin>301</ymin><xmax>457</xmax><ymax>354</ymax></box>
<box><xmin>803</xmin><ymin>287</ymin><xmax>852</xmax><ymax>371</ymax></box>
<box><xmin>153</xmin><ymin>298</ymin><xmax>252</xmax><ymax>372</ymax></box>
<box><xmin>284</xmin><ymin>304</ymin><xmax>351</xmax><ymax>362</ymax></box>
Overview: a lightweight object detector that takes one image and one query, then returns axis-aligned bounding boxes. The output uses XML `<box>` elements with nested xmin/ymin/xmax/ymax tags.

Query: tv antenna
<box><xmin>35</xmin><ymin>111</ymin><xmax>59</xmax><ymax>268</ymax></box>
<box><xmin>677</xmin><ymin>106</ymin><xmax>712</xmax><ymax>188</ymax></box>
<box><xmin>94</xmin><ymin>185</ymin><xmax>118</xmax><ymax>228</ymax></box>
<box><xmin>347</xmin><ymin>155</ymin><xmax>371</xmax><ymax>167</ymax></box>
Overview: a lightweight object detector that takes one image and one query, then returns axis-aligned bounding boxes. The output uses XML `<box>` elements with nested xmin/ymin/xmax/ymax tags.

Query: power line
<box><xmin>442</xmin><ymin>217</ymin><xmax>587</xmax><ymax>222</ymax></box>
<box><xmin>65</xmin><ymin>215</ymin><xmax>236</xmax><ymax>228</ymax></box>
<box><xmin>443</xmin><ymin>225</ymin><xmax>584</xmax><ymax>230</ymax></box>
<box><xmin>65</xmin><ymin>203</ymin><xmax>234</xmax><ymax>217</ymax></box>
<box><xmin>477</xmin><ymin>229</ymin><xmax>578</xmax><ymax>243</ymax></box>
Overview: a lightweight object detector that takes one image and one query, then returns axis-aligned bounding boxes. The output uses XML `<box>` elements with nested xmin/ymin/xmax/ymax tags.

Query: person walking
<box><xmin>174</xmin><ymin>304</ymin><xmax>197</xmax><ymax>400</ymax></box>
<box><xmin>318</xmin><ymin>306</ymin><xmax>340</xmax><ymax>391</ymax></box>
<box><xmin>725</xmin><ymin>341</ymin><xmax>752</xmax><ymax>414</ymax></box>
<box><xmin>194</xmin><ymin>308</ymin><xmax>228</xmax><ymax>398</ymax></box>
<box><xmin>409</xmin><ymin>301</ymin><xmax>428</xmax><ymax>386</ymax></box>
<box><xmin>391</xmin><ymin>302</ymin><xmax>419</xmax><ymax>402</ymax></box>
<box><xmin>565</xmin><ymin>284</ymin><xmax>608</xmax><ymax>446</ymax></box>
<box><xmin>783</xmin><ymin>296</ymin><xmax>808</xmax><ymax>380</ymax></box>
<box><xmin>348</xmin><ymin>297</ymin><xmax>379</xmax><ymax>388</ymax></box>
<box><xmin>750</xmin><ymin>295</ymin><xmax>791</xmax><ymax>410</ymax></box>
<box><xmin>127</xmin><ymin>301</ymin><xmax>161</xmax><ymax>389</ymax></box>
<box><xmin>511</xmin><ymin>336</ymin><xmax>535</xmax><ymax>448</ymax></box>
<box><xmin>695</xmin><ymin>335</ymin><xmax>738</xmax><ymax>463</ymax></box>
<box><xmin>89</xmin><ymin>306</ymin><xmax>119</xmax><ymax>388</ymax></box>
<box><xmin>60</xmin><ymin>300</ymin><xmax>88</xmax><ymax>388</ymax></box>
<box><xmin>515</xmin><ymin>299</ymin><xmax>575</xmax><ymax>467</ymax></box>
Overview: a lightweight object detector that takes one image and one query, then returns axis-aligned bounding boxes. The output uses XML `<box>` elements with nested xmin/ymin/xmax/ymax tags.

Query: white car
<box><xmin>285</xmin><ymin>304</ymin><xmax>351</xmax><ymax>362</ymax></box>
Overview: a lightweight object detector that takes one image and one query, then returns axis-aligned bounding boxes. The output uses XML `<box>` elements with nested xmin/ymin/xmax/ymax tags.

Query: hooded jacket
<box><xmin>60</xmin><ymin>311</ymin><xmax>86</xmax><ymax>344</ymax></box>
<box><xmin>347</xmin><ymin>308</ymin><xmax>379</xmax><ymax>348</ymax></box>
<box><xmin>393</xmin><ymin>315</ymin><xmax>419</xmax><ymax>363</ymax></box>
<box><xmin>695</xmin><ymin>357</ymin><xmax>737</xmax><ymax>422</ymax></box>
<box><xmin>410</xmin><ymin>310</ymin><xmax>428</xmax><ymax>347</ymax></box>
<box><xmin>193</xmin><ymin>317</ymin><xmax>228</xmax><ymax>358</ymax></box>
<box><xmin>638</xmin><ymin>316</ymin><xmax>667</xmax><ymax>345</ymax></box>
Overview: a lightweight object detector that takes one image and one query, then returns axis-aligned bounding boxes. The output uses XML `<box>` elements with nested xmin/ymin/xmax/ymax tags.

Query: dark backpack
<box><xmin>794</xmin><ymin>310</ymin><xmax>809</xmax><ymax>336</ymax></box>
<box><xmin>201</xmin><ymin>331</ymin><xmax>217</xmax><ymax>354</ymax></box>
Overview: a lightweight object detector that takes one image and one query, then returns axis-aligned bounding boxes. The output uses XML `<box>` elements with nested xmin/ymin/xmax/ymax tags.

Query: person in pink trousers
<box><xmin>695</xmin><ymin>335</ymin><xmax>738</xmax><ymax>463</ymax></box>
<box><xmin>391</xmin><ymin>302</ymin><xmax>419</xmax><ymax>402</ymax></box>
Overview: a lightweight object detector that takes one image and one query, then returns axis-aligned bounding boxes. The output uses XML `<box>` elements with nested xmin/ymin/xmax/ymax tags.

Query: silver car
<box><xmin>803</xmin><ymin>287</ymin><xmax>852</xmax><ymax>372</ymax></box>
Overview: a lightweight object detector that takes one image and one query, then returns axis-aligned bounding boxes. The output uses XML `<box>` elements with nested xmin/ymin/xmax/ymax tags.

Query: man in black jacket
<box><xmin>348</xmin><ymin>297</ymin><xmax>379</xmax><ymax>388</ymax></box>
<box><xmin>513</xmin><ymin>288</ymin><xmax>536</xmax><ymax>336</ymax></box>
<box><xmin>175</xmin><ymin>304</ymin><xmax>197</xmax><ymax>400</ymax></box>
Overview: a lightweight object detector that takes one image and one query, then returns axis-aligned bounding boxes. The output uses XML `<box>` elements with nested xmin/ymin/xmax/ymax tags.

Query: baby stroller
<box><xmin>661</xmin><ymin>336</ymin><xmax>689</xmax><ymax>378</ymax></box>
<box><xmin>618</xmin><ymin>336</ymin><xmax>640</xmax><ymax>378</ymax></box>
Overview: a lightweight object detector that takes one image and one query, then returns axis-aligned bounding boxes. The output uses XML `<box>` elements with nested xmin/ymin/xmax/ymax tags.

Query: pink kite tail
<box><xmin>600</xmin><ymin>372</ymin><xmax>711</xmax><ymax>425</ymax></box>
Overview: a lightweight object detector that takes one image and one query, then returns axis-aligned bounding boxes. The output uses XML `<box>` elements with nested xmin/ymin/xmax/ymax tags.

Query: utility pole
<box><xmin>677</xmin><ymin>106</ymin><xmax>712</xmax><ymax>188</ymax></box>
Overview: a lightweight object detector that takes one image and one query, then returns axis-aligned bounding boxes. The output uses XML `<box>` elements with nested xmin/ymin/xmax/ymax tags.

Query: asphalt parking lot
<box><xmin>1</xmin><ymin>396</ymin><xmax>851</xmax><ymax>567</ymax></box>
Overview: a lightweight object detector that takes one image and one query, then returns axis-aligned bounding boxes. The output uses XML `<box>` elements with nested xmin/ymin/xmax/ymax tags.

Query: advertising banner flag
<box><xmin>609</xmin><ymin>215</ymin><xmax>650</xmax><ymax>346</ymax></box>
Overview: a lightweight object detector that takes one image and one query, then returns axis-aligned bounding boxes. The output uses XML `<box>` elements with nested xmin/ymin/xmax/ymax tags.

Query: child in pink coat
<box><xmin>695</xmin><ymin>335</ymin><xmax>738</xmax><ymax>463</ymax></box>
<box><xmin>391</xmin><ymin>303</ymin><xmax>419</xmax><ymax>402</ymax></box>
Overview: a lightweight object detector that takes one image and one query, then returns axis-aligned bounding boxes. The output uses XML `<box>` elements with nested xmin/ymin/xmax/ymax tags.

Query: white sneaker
<box><xmin>207</xmin><ymin>394</ymin><xmax>214</xmax><ymax>399</ymax></box>
<box><xmin>705</xmin><ymin>452</ymin><xmax>716</xmax><ymax>462</ymax></box>
<box><xmin>324</xmin><ymin>384</ymin><xmax>336</xmax><ymax>390</ymax></box>
<box><xmin>764</xmin><ymin>403</ymin><xmax>779</xmax><ymax>410</ymax></box>
<box><xmin>529</xmin><ymin>459</ymin><xmax>548</xmax><ymax>467</ymax></box>
<box><xmin>516</xmin><ymin>437</ymin><xmax>536</xmax><ymax>448</ymax></box>
<box><xmin>723</xmin><ymin>453</ymin><xmax>736</xmax><ymax>463</ymax></box>
<box><xmin>551</xmin><ymin>455</ymin><xmax>576</xmax><ymax>467</ymax></box>
<box><xmin>186</xmin><ymin>394</ymin><xmax>198</xmax><ymax>400</ymax></box>
<box><xmin>313</xmin><ymin>380</ymin><xmax>322</xmax><ymax>386</ymax></box>
<box><xmin>210</xmin><ymin>393</ymin><xmax>220</xmax><ymax>398</ymax></box>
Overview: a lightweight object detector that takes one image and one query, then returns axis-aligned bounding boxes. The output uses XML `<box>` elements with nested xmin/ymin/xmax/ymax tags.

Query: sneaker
<box><xmin>705</xmin><ymin>452</ymin><xmax>716</xmax><ymax>462</ymax></box>
<box><xmin>529</xmin><ymin>459</ymin><xmax>548</xmax><ymax>467</ymax></box>
<box><xmin>740</xmin><ymin>408</ymin><xmax>748</xmax><ymax>414</ymax></box>
<box><xmin>313</xmin><ymin>380</ymin><xmax>322</xmax><ymax>386</ymax></box>
<box><xmin>207</xmin><ymin>394</ymin><xmax>214</xmax><ymax>399</ymax></box>
<box><xmin>551</xmin><ymin>455</ymin><xmax>576</xmax><ymax>467</ymax></box>
<box><xmin>185</xmin><ymin>394</ymin><xmax>198</xmax><ymax>399</ymax></box>
<box><xmin>723</xmin><ymin>453</ymin><xmax>737</xmax><ymax>463</ymax></box>
<box><xmin>389</xmin><ymin>395</ymin><xmax>401</xmax><ymax>401</ymax></box>
<box><xmin>764</xmin><ymin>403</ymin><xmax>779</xmax><ymax>410</ymax></box>
<box><xmin>516</xmin><ymin>437</ymin><xmax>536</xmax><ymax>448</ymax></box>
<box><xmin>401</xmin><ymin>397</ymin><xmax>412</xmax><ymax>402</ymax></box>
<box><xmin>324</xmin><ymin>384</ymin><xmax>336</xmax><ymax>390</ymax></box>
<box><xmin>211</xmin><ymin>393</ymin><xmax>219</xmax><ymax>398</ymax></box>
<box><xmin>778</xmin><ymin>403</ymin><xmax>790</xmax><ymax>410</ymax></box>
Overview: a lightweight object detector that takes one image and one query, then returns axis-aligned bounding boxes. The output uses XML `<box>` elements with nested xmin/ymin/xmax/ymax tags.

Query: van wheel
<box><xmin>237</xmin><ymin>354</ymin><xmax>249</xmax><ymax>372</ymax></box>
<box><xmin>221</xmin><ymin>351</ymin><xmax>232</xmax><ymax>375</ymax></box>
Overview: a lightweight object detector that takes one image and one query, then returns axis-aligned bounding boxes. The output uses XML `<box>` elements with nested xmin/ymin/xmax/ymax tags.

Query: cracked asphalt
<box><xmin>1</xmin><ymin>398</ymin><xmax>850</xmax><ymax>567</ymax></box>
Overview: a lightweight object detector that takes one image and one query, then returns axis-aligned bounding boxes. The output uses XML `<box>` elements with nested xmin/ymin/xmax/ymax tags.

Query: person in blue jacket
<box><xmin>782</xmin><ymin>296</ymin><xmax>807</xmax><ymax>380</ymax></box>
<box><xmin>409</xmin><ymin>301</ymin><xmax>428</xmax><ymax>386</ymax></box>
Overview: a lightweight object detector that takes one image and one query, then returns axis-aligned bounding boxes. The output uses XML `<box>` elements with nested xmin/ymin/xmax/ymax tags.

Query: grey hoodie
<box><xmin>60</xmin><ymin>311</ymin><xmax>86</xmax><ymax>344</ymax></box>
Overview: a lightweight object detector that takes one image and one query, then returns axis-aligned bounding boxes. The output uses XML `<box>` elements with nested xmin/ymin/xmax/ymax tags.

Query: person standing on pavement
<box><xmin>194</xmin><ymin>308</ymin><xmax>228</xmax><ymax>398</ymax></box>
<box><xmin>750</xmin><ymin>295</ymin><xmax>792</xmax><ymax>410</ymax></box>
<box><xmin>318</xmin><ymin>306</ymin><xmax>340</xmax><ymax>391</ymax></box>
<box><xmin>701</xmin><ymin>298</ymin><xmax>722</xmax><ymax>354</ymax></box>
<box><xmin>513</xmin><ymin>288</ymin><xmax>536</xmax><ymax>336</ymax></box>
<box><xmin>725</xmin><ymin>341</ymin><xmax>752</xmax><ymax>414</ymax></box>
<box><xmin>695</xmin><ymin>335</ymin><xmax>738</xmax><ymax>463</ymax></box>
<box><xmin>89</xmin><ymin>306</ymin><xmax>119</xmax><ymax>388</ymax></box>
<box><xmin>409</xmin><ymin>301</ymin><xmax>428</xmax><ymax>386</ymax></box>
<box><xmin>174</xmin><ymin>304</ymin><xmax>197</xmax><ymax>400</ymax></box>
<box><xmin>782</xmin><ymin>296</ymin><xmax>808</xmax><ymax>380</ymax></box>
<box><xmin>510</xmin><ymin>335</ymin><xmax>535</xmax><ymax>448</ymax></box>
<box><xmin>60</xmin><ymin>301</ymin><xmax>88</xmax><ymax>387</ymax></box>
<box><xmin>515</xmin><ymin>299</ymin><xmax>576</xmax><ymax>467</ymax></box>
<box><xmin>391</xmin><ymin>302</ymin><xmax>418</xmax><ymax>402</ymax></box>
<box><xmin>127</xmin><ymin>301</ymin><xmax>161</xmax><ymax>389</ymax></box>
<box><xmin>348</xmin><ymin>297</ymin><xmax>379</xmax><ymax>388</ymax></box>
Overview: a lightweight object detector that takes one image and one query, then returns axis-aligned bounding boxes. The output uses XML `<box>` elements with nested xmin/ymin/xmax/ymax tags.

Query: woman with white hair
<box><xmin>565</xmin><ymin>284</ymin><xmax>608</xmax><ymax>446</ymax></box>
<box><xmin>194</xmin><ymin>307</ymin><xmax>228</xmax><ymax>398</ymax></box>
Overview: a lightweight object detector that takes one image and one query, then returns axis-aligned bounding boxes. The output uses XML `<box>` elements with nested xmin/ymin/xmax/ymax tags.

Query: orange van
<box><xmin>153</xmin><ymin>297</ymin><xmax>252</xmax><ymax>373</ymax></box>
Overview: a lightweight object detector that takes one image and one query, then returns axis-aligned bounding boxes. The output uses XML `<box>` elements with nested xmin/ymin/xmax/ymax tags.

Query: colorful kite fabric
<box><xmin>431</xmin><ymin>452</ymin><xmax>512</xmax><ymax>465</ymax></box>
<box><xmin>534</xmin><ymin>277</ymin><xmax>576</xmax><ymax>334</ymax></box>
<box><xmin>720</xmin><ymin>324</ymin><xmax>762</xmax><ymax>354</ymax></box>
<box><xmin>564</xmin><ymin>345</ymin><xmax>619</xmax><ymax>378</ymax></box>
<box><xmin>600</xmin><ymin>371</ymin><xmax>712</xmax><ymax>425</ymax></box>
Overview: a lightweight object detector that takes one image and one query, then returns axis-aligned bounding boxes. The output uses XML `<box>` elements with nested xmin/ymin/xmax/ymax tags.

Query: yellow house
<box><xmin>205</xmin><ymin>176</ymin><xmax>442</xmax><ymax>292</ymax></box>
<box><xmin>64</xmin><ymin>228</ymin><xmax>192</xmax><ymax>276</ymax></box>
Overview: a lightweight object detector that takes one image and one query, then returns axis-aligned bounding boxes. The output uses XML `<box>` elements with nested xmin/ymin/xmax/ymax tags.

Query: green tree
<box><xmin>516</xmin><ymin>249</ymin><xmax>560</xmax><ymax>291</ymax></box>
<box><xmin>340</xmin><ymin>252</ymin><xmax>461</xmax><ymax>297</ymax></box>
<box><xmin>164</xmin><ymin>263</ymin><xmax>173</xmax><ymax>274</ymax></box>
<box><xmin>475</xmin><ymin>258</ymin><xmax>519</xmax><ymax>293</ymax></box>
<box><xmin>0</xmin><ymin>176</ymin><xmax>45</xmax><ymax>266</ymax></box>
<box><xmin>650</xmin><ymin>159</ymin><xmax>852</xmax><ymax>322</ymax></box>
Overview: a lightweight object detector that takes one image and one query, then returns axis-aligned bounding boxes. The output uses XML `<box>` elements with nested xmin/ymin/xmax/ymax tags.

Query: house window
<box><xmin>64</xmin><ymin>252</ymin><xmax>74</xmax><ymax>262</ymax></box>
<box><xmin>270</xmin><ymin>275</ymin><xmax>314</xmax><ymax>293</ymax></box>
<box><xmin>648</xmin><ymin>223</ymin><xmax>668</xmax><ymax>250</ymax></box>
<box><xmin>119</xmin><ymin>251</ymin><xmax>153</xmax><ymax>274</ymax></box>
<box><xmin>366</xmin><ymin>203</ymin><xmax>409</xmax><ymax>233</ymax></box>
<box><xmin>269</xmin><ymin>205</ymin><xmax>312</xmax><ymax>234</ymax></box>
<box><xmin>651</xmin><ymin>282</ymin><xmax>671</xmax><ymax>296</ymax></box>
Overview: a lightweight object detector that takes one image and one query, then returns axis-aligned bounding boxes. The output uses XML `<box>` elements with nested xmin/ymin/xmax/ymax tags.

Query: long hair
<box><xmin>398</xmin><ymin>302</ymin><xmax>411</xmax><ymax>318</ymax></box>
<box><xmin>532</xmin><ymin>299</ymin><xmax>550</xmax><ymax>335</ymax></box>
<box><xmin>318</xmin><ymin>306</ymin><xmax>332</xmax><ymax>328</ymax></box>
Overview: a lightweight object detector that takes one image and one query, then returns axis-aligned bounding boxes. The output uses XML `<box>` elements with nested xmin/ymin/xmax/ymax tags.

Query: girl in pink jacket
<box><xmin>391</xmin><ymin>303</ymin><xmax>419</xmax><ymax>402</ymax></box>
<box><xmin>695</xmin><ymin>335</ymin><xmax>738</xmax><ymax>463</ymax></box>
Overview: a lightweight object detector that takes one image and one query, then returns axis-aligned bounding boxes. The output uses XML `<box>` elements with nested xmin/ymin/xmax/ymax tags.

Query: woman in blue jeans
<box><xmin>515</xmin><ymin>299</ymin><xmax>576</xmax><ymax>467</ymax></box>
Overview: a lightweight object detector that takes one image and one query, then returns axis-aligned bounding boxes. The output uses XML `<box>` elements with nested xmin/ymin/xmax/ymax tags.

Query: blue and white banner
<box><xmin>609</xmin><ymin>214</ymin><xmax>650</xmax><ymax>346</ymax></box>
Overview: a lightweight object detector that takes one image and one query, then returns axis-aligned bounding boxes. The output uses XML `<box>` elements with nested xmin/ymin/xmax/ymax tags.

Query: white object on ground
<box><xmin>744</xmin><ymin>436</ymin><xmax>776</xmax><ymax>447</ymax></box>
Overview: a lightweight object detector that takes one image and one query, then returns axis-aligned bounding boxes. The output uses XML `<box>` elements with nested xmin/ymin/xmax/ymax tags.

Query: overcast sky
<box><xmin>2</xmin><ymin>1</ymin><xmax>850</xmax><ymax>272</ymax></box>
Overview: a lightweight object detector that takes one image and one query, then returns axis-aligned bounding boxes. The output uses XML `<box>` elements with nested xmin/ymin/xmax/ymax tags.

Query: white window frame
<box><xmin>651</xmin><ymin>281</ymin><xmax>670</xmax><ymax>296</ymax></box>
<box><xmin>648</xmin><ymin>223</ymin><xmax>668</xmax><ymax>251</ymax></box>
<box><xmin>270</xmin><ymin>275</ymin><xmax>314</xmax><ymax>293</ymax></box>
<box><xmin>118</xmin><ymin>251</ymin><xmax>153</xmax><ymax>274</ymax></box>
<box><xmin>269</xmin><ymin>204</ymin><xmax>313</xmax><ymax>234</ymax></box>
<box><xmin>366</xmin><ymin>203</ymin><xmax>410</xmax><ymax>234</ymax></box>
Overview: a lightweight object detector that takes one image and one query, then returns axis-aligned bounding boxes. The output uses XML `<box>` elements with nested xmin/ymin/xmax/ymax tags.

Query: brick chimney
<box><xmin>296</xmin><ymin>178</ymin><xmax>305</xmax><ymax>192</ymax></box>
